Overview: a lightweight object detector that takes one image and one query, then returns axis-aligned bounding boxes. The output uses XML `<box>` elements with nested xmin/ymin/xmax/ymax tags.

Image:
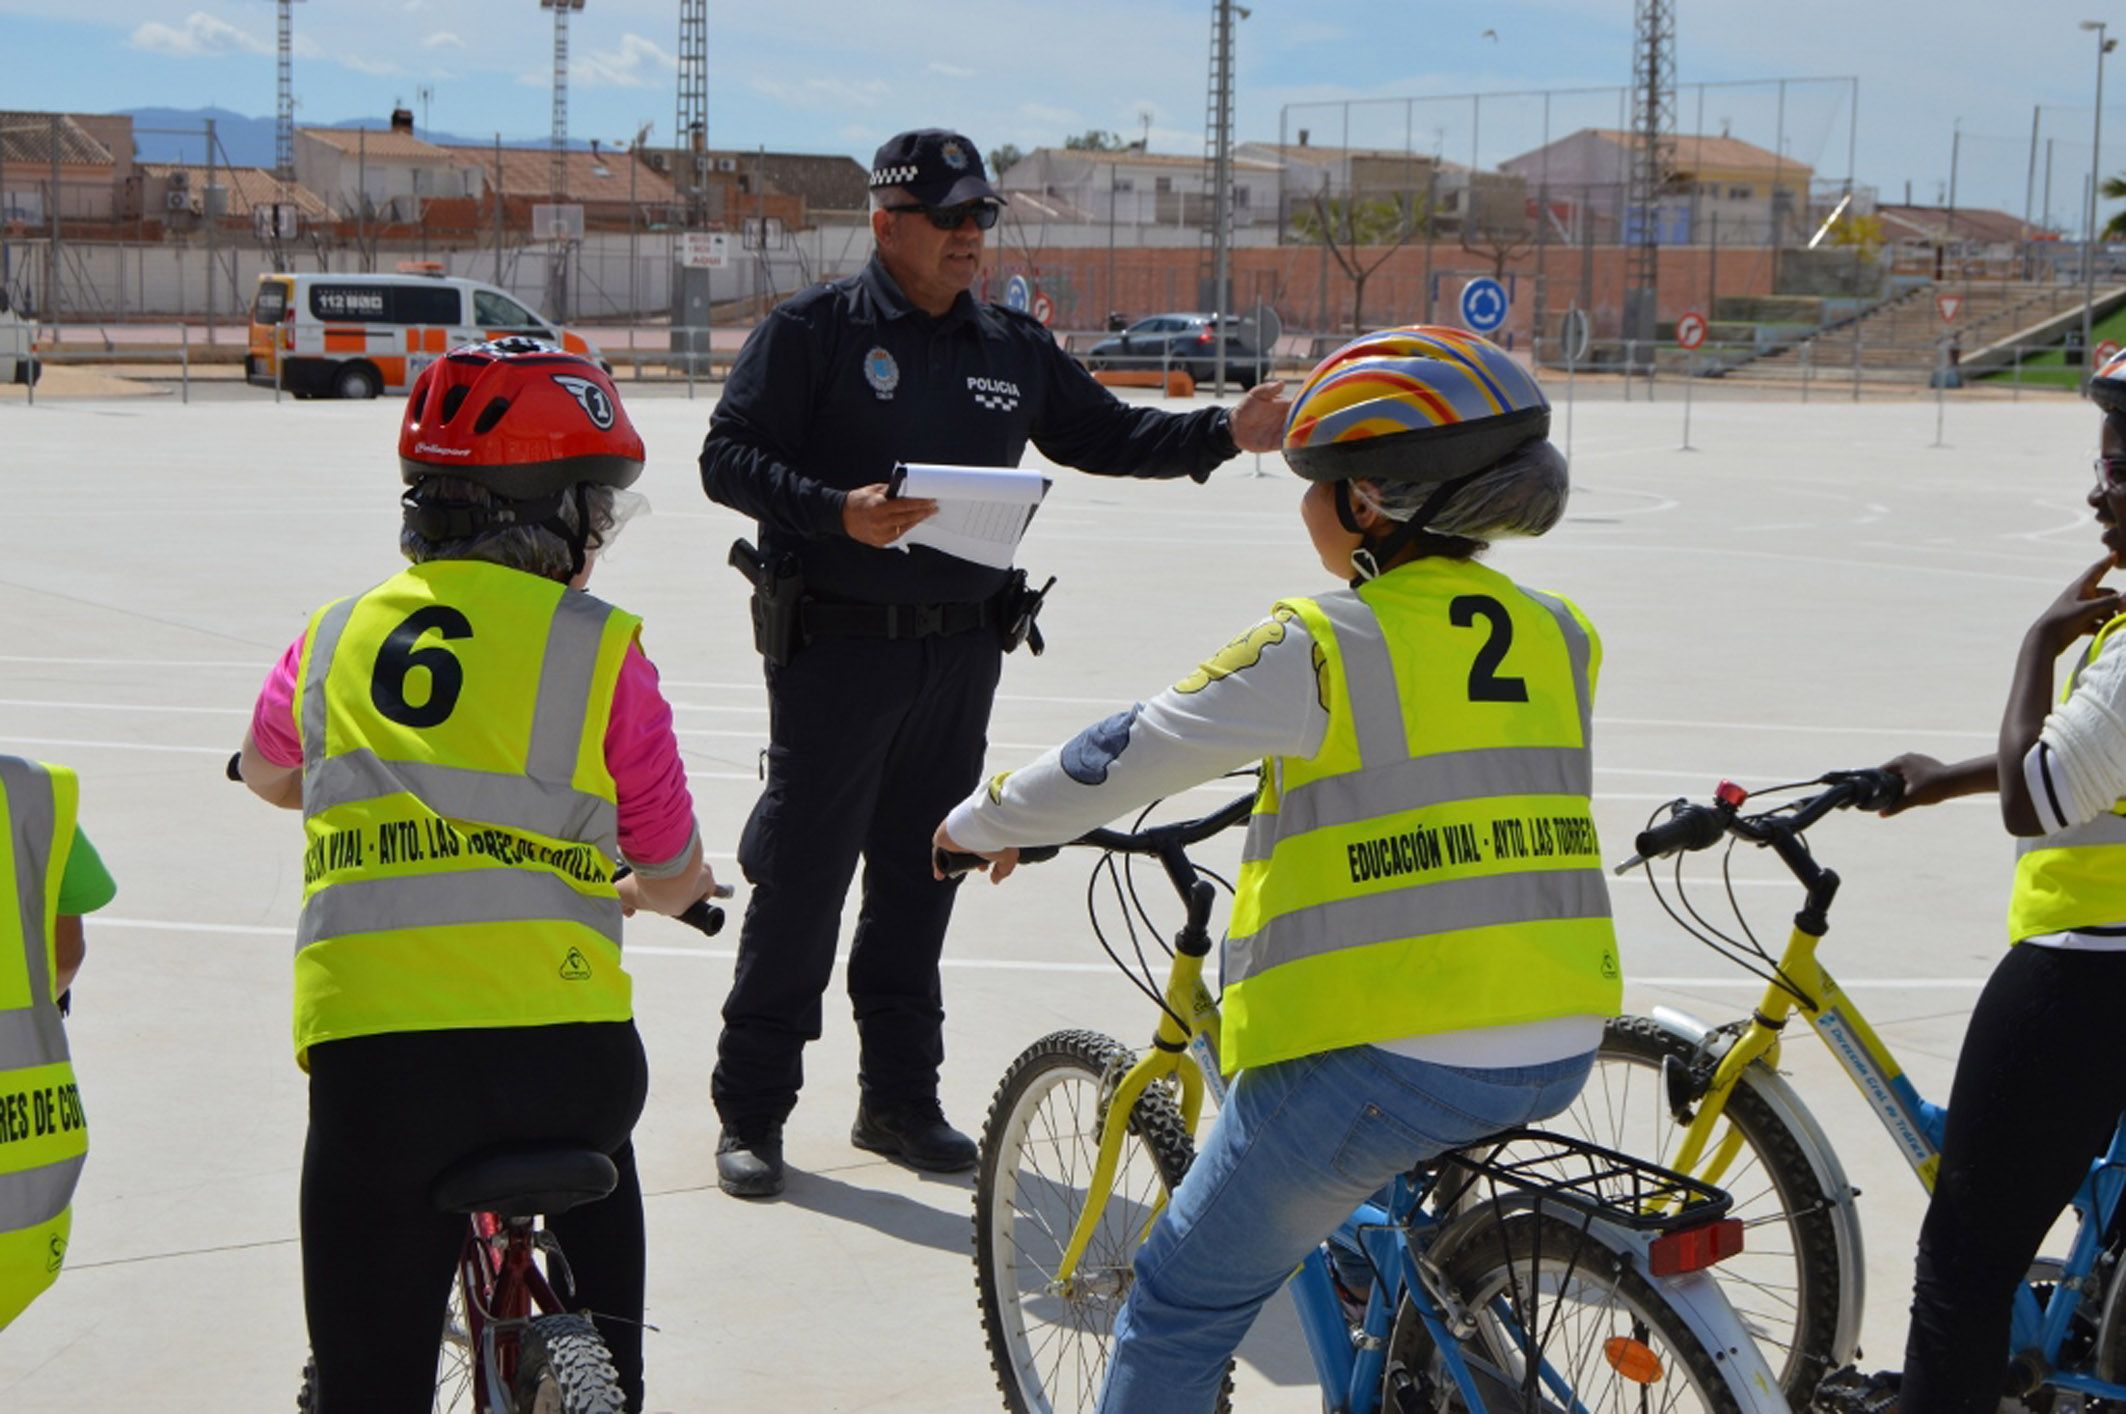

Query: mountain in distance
<box><xmin>119</xmin><ymin>106</ymin><xmax>592</xmax><ymax>168</ymax></box>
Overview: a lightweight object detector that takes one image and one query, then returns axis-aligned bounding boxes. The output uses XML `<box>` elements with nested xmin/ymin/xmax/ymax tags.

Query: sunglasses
<box><xmin>885</xmin><ymin>201</ymin><xmax>1001</xmax><ymax>231</ymax></box>
<box><xmin>2097</xmin><ymin>456</ymin><xmax>2126</xmax><ymax>491</ymax></box>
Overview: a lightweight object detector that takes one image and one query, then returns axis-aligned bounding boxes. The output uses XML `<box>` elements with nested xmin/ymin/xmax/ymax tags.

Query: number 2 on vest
<box><xmin>371</xmin><ymin>606</ymin><xmax>475</xmax><ymax>728</ymax></box>
<box><xmin>1449</xmin><ymin>595</ymin><xmax>1529</xmax><ymax>703</ymax></box>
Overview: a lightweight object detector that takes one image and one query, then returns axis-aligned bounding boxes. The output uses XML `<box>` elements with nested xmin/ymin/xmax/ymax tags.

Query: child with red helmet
<box><xmin>235</xmin><ymin>338</ymin><xmax>714</xmax><ymax>1411</ymax></box>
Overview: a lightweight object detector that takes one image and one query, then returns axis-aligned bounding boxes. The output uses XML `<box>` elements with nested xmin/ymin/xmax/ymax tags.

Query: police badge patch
<box><xmin>940</xmin><ymin>140</ymin><xmax>969</xmax><ymax>171</ymax></box>
<box><xmin>863</xmin><ymin>347</ymin><xmax>900</xmax><ymax>400</ymax></box>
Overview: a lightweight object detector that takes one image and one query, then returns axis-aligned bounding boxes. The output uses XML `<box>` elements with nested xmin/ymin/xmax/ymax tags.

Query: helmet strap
<box><xmin>1346</xmin><ymin>470</ymin><xmax>1484</xmax><ymax>588</ymax></box>
<box><xmin>539</xmin><ymin>482</ymin><xmax>594</xmax><ymax>580</ymax></box>
<box><xmin>1333</xmin><ymin>479</ymin><xmax>1365</xmax><ymax>534</ymax></box>
<box><xmin>404</xmin><ymin>482</ymin><xmax>573</xmax><ymax>553</ymax></box>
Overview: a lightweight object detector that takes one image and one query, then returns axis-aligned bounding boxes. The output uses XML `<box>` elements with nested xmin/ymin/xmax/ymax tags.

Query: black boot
<box><xmin>850</xmin><ymin>1099</ymin><xmax>978</xmax><ymax>1173</ymax></box>
<box><xmin>715</xmin><ymin>1122</ymin><xmax>785</xmax><ymax>1198</ymax></box>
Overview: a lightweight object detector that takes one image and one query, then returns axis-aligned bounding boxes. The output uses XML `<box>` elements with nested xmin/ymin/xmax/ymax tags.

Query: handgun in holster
<box><xmin>729</xmin><ymin>538</ymin><xmax>807</xmax><ymax>667</ymax></box>
<box><xmin>997</xmin><ymin>570</ymin><xmax>1056</xmax><ymax>656</ymax></box>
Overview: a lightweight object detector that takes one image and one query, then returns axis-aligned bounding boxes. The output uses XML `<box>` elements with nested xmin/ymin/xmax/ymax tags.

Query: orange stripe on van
<box><xmin>404</xmin><ymin>329</ymin><xmax>421</xmax><ymax>352</ymax></box>
<box><xmin>426</xmin><ymin>328</ymin><xmax>449</xmax><ymax>353</ymax></box>
<box><xmin>324</xmin><ymin>328</ymin><xmax>367</xmax><ymax>353</ymax></box>
<box><xmin>561</xmin><ymin>331</ymin><xmax>586</xmax><ymax>354</ymax></box>
<box><xmin>375</xmin><ymin>357</ymin><xmax>407</xmax><ymax>388</ymax></box>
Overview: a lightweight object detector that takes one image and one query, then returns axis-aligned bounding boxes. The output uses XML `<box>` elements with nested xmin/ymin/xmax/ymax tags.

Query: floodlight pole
<box><xmin>2084</xmin><ymin>19</ymin><xmax>2112</xmax><ymax>390</ymax></box>
<box><xmin>1207</xmin><ymin>0</ymin><xmax>1238</xmax><ymax>392</ymax></box>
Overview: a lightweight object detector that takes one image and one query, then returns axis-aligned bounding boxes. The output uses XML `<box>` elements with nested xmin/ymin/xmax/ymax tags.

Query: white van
<box><xmin>0</xmin><ymin>305</ymin><xmax>35</xmax><ymax>386</ymax></box>
<box><xmin>247</xmin><ymin>269</ymin><xmax>606</xmax><ymax>399</ymax></box>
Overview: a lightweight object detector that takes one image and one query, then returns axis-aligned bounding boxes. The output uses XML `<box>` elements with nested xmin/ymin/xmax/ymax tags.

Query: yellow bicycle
<box><xmin>950</xmin><ymin>790</ymin><xmax>1782</xmax><ymax>1414</ymax></box>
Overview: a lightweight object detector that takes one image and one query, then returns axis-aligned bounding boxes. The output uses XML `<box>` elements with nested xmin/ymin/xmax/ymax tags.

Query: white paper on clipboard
<box><xmin>889</xmin><ymin>462</ymin><xmax>1053</xmax><ymax>570</ymax></box>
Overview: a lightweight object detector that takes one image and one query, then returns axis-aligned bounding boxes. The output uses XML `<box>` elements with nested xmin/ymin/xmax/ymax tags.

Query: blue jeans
<box><xmin>1096</xmin><ymin>1043</ymin><xmax>1594</xmax><ymax>1414</ymax></box>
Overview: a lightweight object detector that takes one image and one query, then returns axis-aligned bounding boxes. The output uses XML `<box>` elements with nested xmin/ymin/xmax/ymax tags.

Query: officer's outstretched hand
<box><xmin>932</xmin><ymin>820</ymin><xmax>1020</xmax><ymax>884</ymax></box>
<box><xmin>843</xmin><ymin>484</ymin><xmax>939</xmax><ymax>547</ymax></box>
<box><xmin>1227</xmin><ymin>380</ymin><xmax>1291</xmax><ymax>454</ymax></box>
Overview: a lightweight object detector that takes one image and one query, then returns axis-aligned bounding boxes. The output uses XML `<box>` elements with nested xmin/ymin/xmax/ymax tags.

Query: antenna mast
<box><xmin>1626</xmin><ymin>0</ymin><xmax>1677</xmax><ymax>348</ymax></box>
<box><xmin>677</xmin><ymin>0</ymin><xmax>709</xmax><ymax>229</ymax></box>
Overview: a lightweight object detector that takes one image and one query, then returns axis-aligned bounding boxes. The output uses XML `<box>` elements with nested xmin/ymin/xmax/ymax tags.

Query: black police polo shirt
<box><xmin>701</xmin><ymin>255</ymin><xmax>1239</xmax><ymax>605</ymax></box>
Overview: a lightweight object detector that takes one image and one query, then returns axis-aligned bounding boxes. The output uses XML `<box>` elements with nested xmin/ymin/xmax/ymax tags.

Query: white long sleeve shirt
<box><xmin>2022</xmin><ymin>628</ymin><xmax>2126</xmax><ymax>949</ymax></box>
<box><xmin>947</xmin><ymin>610</ymin><xmax>1603</xmax><ymax>1066</ymax></box>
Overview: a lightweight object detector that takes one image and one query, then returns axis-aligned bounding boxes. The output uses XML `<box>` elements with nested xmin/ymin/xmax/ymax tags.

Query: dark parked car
<box><xmin>1085</xmin><ymin>312</ymin><xmax>1266</xmax><ymax>388</ymax></box>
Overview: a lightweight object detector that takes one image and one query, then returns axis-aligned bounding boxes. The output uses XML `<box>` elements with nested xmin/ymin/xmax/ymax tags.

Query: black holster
<box><xmin>729</xmin><ymin>538</ymin><xmax>807</xmax><ymax>667</ymax></box>
<box><xmin>996</xmin><ymin>571</ymin><xmax>1056</xmax><ymax>655</ymax></box>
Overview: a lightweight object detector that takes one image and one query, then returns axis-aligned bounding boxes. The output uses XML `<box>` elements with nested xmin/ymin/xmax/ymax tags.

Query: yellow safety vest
<box><xmin>2008</xmin><ymin>613</ymin><xmax>2126</xmax><ymax>941</ymax></box>
<box><xmin>292</xmin><ymin>560</ymin><xmax>640</xmax><ymax>1069</ymax></box>
<box><xmin>0</xmin><ymin>757</ymin><xmax>86</xmax><ymax>1331</ymax></box>
<box><xmin>1221</xmin><ymin>558</ymin><xmax>1622</xmax><ymax>1074</ymax></box>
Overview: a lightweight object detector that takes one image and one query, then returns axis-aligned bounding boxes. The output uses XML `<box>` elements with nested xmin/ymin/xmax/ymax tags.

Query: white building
<box><xmin>295</xmin><ymin>121</ymin><xmax>477</xmax><ymax>222</ymax></box>
<box><xmin>998</xmin><ymin>148</ymin><xmax>1283</xmax><ymax>231</ymax></box>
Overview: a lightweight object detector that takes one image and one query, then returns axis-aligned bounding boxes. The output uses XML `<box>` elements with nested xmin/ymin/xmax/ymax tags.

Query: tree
<box><xmin>2103</xmin><ymin>174</ymin><xmax>2126</xmax><ymax>239</ymax></box>
<box><xmin>988</xmin><ymin>143</ymin><xmax>1024</xmax><ymax>176</ymax></box>
<box><xmin>1064</xmin><ymin>130</ymin><xmax>1129</xmax><ymax>153</ymax></box>
<box><xmin>1290</xmin><ymin>185</ymin><xmax>1422</xmax><ymax>332</ymax></box>
<box><xmin>1459</xmin><ymin>211</ymin><xmax>1536</xmax><ymax>281</ymax></box>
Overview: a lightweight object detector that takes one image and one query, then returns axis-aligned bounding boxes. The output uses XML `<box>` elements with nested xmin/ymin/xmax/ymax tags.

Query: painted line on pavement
<box><xmin>88</xmin><ymin>919</ymin><xmax>1993</xmax><ymax>987</ymax></box>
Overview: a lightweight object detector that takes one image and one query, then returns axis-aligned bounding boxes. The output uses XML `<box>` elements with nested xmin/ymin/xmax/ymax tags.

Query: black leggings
<box><xmin>1901</xmin><ymin>944</ymin><xmax>2126</xmax><ymax>1413</ymax></box>
<box><xmin>302</xmin><ymin>1022</ymin><xmax>649</xmax><ymax>1412</ymax></box>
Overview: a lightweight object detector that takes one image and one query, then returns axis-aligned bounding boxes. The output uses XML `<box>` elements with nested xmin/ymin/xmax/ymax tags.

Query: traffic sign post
<box><xmin>1459</xmin><ymin>277</ymin><xmax>1508</xmax><ymax>334</ymax></box>
<box><xmin>1030</xmin><ymin>291</ymin><xmax>1054</xmax><ymax>327</ymax></box>
<box><xmin>2099</xmin><ymin>339</ymin><xmax>2122</xmax><ymax>368</ymax></box>
<box><xmin>1676</xmin><ymin>311</ymin><xmax>1707</xmax><ymax>453</ymax></box>
<box><xmin>1004</xmin><ymin>275</ymin><xmax>1031</xmax><ymax>313</ymax></box>
<box><xmin>1560</xmin><ymin>307</ymin><xmax>1587</xmax><ymax>464</ymax></box>
<box><xmin>1935</xmin><ymin>292</ymin><xmax>1963</xmax><ymax>324</ymax></box>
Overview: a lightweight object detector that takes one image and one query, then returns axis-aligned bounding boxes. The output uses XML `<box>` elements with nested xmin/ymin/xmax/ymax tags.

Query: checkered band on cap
<box><xmin>870</xmin><ymin>164</ymin><xmax>919</xmax><ymax>188</ymax></box>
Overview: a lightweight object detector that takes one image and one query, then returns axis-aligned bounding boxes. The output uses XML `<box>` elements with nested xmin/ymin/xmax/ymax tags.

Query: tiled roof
<box><xmin>1022</xmin><ymin>147</ymin><xmax>1281</xmax><ymax>173</ymax></box>
<box><xmin>299</xmin><ymin>127</ymin><xmax>455</xmax><ymax>162</ymax></box>
<box><xmin>435</xmin><ymin>145</ymin><xmax>679</xmax><ymax>204</ymax></box>
<box><xmin>1875</xmin><ymin>204</ymin><xmax>2047</xmax><ymax>244</ymax></box>
<box><xmin>141</xmin><ymin>164</ymin><xmax>334</xmax><ymax>220</ymax></box>
<box><xmin>686</xmin><ymin>149</ymin><xmax>869</xmax><ymax>210</ymax></box>
<box><xmin>0</xmin><ymin>111</ymin><xmax>113</xmax><ymax>166</ymax></box>
<box><xmin>1584</xmin><ymin>129</ymin><xmax>1814</xmax><ymax>176</ymax></box>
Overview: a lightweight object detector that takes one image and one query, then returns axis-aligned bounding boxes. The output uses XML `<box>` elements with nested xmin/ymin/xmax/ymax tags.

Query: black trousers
<box><xmin>713</xmin><ymin>629</ymin><xmax>1001</xmax><ymax>1130</ymax></box>
<box><xmin>1901</xmin><ymin>944</ymin><xmax>2126</xmax><ymax>1412</ymax></box>
<box><xmin>302</xmin><ymin>1022</ymin><xmax>649</xmax><ymax>1412</ymax></box>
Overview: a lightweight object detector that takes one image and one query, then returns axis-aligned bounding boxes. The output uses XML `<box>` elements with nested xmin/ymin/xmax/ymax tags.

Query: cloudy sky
<box><xmin>0</xmin><ymin>0</ymin><xmax>2116</xmax><ymax>224</ymax></box>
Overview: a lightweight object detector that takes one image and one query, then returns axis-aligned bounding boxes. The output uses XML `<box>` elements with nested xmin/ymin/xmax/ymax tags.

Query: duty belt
<box><xmin>801</xmin><ymin>598</ymin><xmax>992</xmax><ymax>640</ymax></box>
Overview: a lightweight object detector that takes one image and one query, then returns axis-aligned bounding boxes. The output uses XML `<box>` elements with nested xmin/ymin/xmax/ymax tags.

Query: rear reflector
<box><xmin>1648</xmin><ymin>1217</ymin><xmax>1744</xmax><ymax>1276</ymax></box>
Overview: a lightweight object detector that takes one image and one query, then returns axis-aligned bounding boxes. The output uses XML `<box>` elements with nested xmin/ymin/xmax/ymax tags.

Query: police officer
<box><xmin>700</xmin><ymin>127</ymin><xmax>1290</xmax><ymax>1197</ymax></box>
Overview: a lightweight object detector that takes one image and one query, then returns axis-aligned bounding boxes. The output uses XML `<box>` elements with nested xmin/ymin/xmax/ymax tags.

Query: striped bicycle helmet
<box><xmin>2093</xmin><ymin>346</ymin><xmax>2126</xmax><ymax>415</ymax></box>
<box><xmin>1282</xmin><ymin>326</ymin><xmax>1549</xmax><ymax>484</ymax></box>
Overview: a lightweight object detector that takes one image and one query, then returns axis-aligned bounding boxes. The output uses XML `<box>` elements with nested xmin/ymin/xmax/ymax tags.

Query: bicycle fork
<box><xmin>1050</xmin><ymin>948</ymin><xmax>1223</xmax><ymax>1295</ymax></box>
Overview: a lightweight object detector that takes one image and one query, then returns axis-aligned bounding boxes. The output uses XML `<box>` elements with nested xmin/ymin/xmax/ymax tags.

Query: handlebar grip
<box><xmin>933</xmin><ymin>844</ymin><xmax>1063</xmax><ymax>877</ymax></box>
<box><xmin>1632</xmin><ymin>803</ymin><xmax>1730</xmax><ymax>863</ymax></box>
<box><xmin>676</xmin><ymin>899</ymin><xmax>725</xmax><ymax>937</ymax></box>
<box><xmin>1836</xmin><ymin>768</ymin><xmax>1906</xmax><ymax>812</ymax></box>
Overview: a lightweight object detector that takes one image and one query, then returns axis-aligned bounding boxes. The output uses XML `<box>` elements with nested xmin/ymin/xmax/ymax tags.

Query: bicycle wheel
<box><xmin>508</xmin><ymin>1313</ymin><xmax>626</xmax><ymax>1414</ymax></box>
<box><xmin>1388</xmin><ymin>1211</ymin><xmax>1748</xmax><ymax>1413</ymax></box>
<box><xmin>1535</xmin><ymin>1016</ymin><xmax>1846</xmax><ymax>1404</ymax></box>
<box><xmin>435</xmin><ymin>1272</ymin><xmax>476</xmax><ymax>1411</ymax></box>
<box><xmin>972</xmin><ymin>1028</ymin><xmax>1230</xmax><ymax>1414</ymax></box>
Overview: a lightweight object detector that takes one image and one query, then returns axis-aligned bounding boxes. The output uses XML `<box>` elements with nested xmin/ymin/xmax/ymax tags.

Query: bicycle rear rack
<box><xmin>1433</xmin><ymin>1128</ymin><xmax>1735</xmax><ymax>1234</ymax></box>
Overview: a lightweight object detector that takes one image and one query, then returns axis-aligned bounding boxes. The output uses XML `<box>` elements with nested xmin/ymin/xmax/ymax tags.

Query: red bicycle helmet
<box><xmin>2094</xmin><ymin>345</ymin><xmax>2126</xmax><ymax>416</ymax></box>
<box><xmin>399</xmin><ymin>337</ymin><xmax>643</xmax><ymax>499</ymax></box>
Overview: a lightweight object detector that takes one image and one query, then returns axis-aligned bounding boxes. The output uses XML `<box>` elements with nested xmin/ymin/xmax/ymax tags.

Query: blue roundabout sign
<box><xmin>1459</xmin><ymin>277</ymin><xmax>1508</xmax><ymax>333</ymax></box>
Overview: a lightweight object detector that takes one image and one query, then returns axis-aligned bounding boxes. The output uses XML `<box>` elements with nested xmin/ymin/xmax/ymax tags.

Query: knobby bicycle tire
<box><xmin>1557</xmin><ymin>1016</ymin><xmax>1847</xmax><ymax>1404</ymax></box>
<box><xmin>1387</xmin><ymin>1210</ymin><xmax>1749</xmax><ymax>1413</ymax></box>
<box><xmin>972</xmin><ymin>1028</ymin><xmax>1233</xmax><ymax>1414</ymax></box>
<box><xmin>509</xmin><ymin>1313</ymin><xmax>627</xmax><ymax>1414</ymax></box>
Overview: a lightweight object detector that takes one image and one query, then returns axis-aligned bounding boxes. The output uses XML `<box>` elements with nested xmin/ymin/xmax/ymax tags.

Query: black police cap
<box><xmin>869</xmin><ymin>129</ymin><xmax>1005</xmax><ymax>210</ymax></box>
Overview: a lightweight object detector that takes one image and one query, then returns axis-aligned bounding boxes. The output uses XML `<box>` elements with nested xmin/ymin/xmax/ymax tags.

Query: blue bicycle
<box><xmin>956</xmin><ymin>791</ymin><xmax>1784</xmax><ymax>1413</ymax></box>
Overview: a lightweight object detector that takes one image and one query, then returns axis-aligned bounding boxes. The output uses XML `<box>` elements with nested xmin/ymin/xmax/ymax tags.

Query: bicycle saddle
<box><xmin>430</xmin><ymin>1144</ymin><xmax>619</xmax><ymax>1218</ymax></box>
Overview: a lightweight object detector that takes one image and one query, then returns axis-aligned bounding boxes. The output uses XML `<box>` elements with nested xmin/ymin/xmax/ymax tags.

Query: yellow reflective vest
<box><xmin>2008</xmin><ymin>614</ymin><xmax>2126</xmax><ymax>941</ymax></box>
<box><xmin>1222</xmin><ymin>558</ymin><xmax>1622</xmax><ymax>1074</ymax></box>
<box><xmin>0</xmin><ymin>757</ymin><xmax>87</xmax><ymax>1331</ymax></box>
<box><xmin>292</xmin><ymin>561</ymin><xmax>640</xmax><ymax>1069</ymax></box>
